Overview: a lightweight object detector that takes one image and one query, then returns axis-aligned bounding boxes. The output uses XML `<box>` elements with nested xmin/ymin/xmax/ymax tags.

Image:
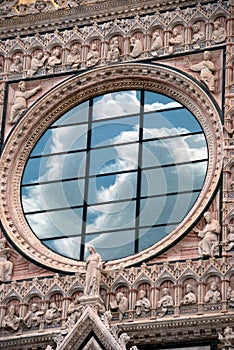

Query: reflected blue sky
<box><xmin>53</xmin><ymin>101</ymin><xmax>89</xmax><ymax>126</ymax></box>
<box><xmin>91</xmin><ymin>115</ymin><xmax>139</xmax><ymax>148</ymax></box>
<box><xmin>21</xmin><ymin>90</ymin><xmax>208</xmax><ymax>261</ymax></box>
<box><xmin>84</xmin><ymin>230</ymin><xmax>135</xmax><ymax>260</ymax></box>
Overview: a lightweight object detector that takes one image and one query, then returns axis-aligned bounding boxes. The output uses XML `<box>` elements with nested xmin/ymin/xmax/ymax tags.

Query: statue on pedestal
<box><xmin>84</xmin><ymin>245</ymin><xmax>102</xmax><ymax>296</ymax></box>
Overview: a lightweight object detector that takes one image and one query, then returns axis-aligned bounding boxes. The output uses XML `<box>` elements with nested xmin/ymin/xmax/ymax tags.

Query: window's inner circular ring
<box><xmin>21</xmin><ymin>89</ymin><xmax>208</xmax><ymax>261</ymax></box>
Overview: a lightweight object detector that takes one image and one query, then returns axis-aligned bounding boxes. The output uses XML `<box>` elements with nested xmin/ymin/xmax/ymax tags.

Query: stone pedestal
<box><xmin>78</xmin><ymin>295</ymin><xmax>106</xmax><ymax>314</ymax></box>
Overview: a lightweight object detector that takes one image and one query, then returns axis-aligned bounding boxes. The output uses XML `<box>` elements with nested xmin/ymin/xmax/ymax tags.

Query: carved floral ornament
<box><xmin>0</xmin><ymin>63</ymin><xmax>223</xmax><ymax>272</ymax></box>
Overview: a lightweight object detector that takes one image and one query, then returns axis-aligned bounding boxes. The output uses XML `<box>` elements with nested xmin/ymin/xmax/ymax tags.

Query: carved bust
<box><xmin>134</xmin><ymin>290</ymin><xmax>151</xmax><ymax>316</ymax></box>
<box><xmin>157</xmin><ymin>288</ymin><xmax>173</xmax><ymax>317</ymax></box>
<box><xmin>180</xmin><ymin>284</ymin><xmax>197</xmax><ymax>305</ymax></box>
<box><xmin>204</xmin><ymin>281</ymin><xmax>221</xmax><ymax>303</ymax></box>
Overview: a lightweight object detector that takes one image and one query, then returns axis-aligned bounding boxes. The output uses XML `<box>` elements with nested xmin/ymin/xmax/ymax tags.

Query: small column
<box><xmin>61</xmin><ymin>296</ymin><xmax>71</xmax><ymax>329</ymax></box>
<box><xmin>173</xmin><ymin>282</ymin><xmax>179</xmax><ymax>317</ymax></box>
<box><xmin>19</xmin><ymin>301</ymin><xmax>27</xmax><ymax>318</ymax></box>
<box><xmin>197</xmin><ymin>279</ymin><xmax>204</xmax><ymax>315</ymax></box>
<box><xmin>100</xmin><ymin>40</ymin><xmax>108</xmax><ymax>65</ymax></box>
<box><xmin>144</xmin><ymin>32</ymin><xmax>151</xmax><ymax>57</ymax></box>
<box><xmin>205</xmin><ymin>21</ymin><xmax>213</xmax><ymax>47</ymax></box>
<box><xmin>123</xmin><ymin>36</ymin><xmax>130</xmax><ymax>61</ymax></box>
<box><xmin>129</xmin><ymin>287</ymin><xmax>137</xmax><ymax>320</ymax></box>
<box><xmin>150</xmin><ymin>286</ymin><xmax>157</xmax><ymax>319</ymax></box>
<box><xmin>81</xmin><ymin>43</ymin><xmax>88</xmax><ymax>69</ymax></box>
<box><xmin>221</xmin><ymin>277</ymin><xmax>229</xmax><ymax>313</ymax></box>
<box><xmin>61</xmin><ymin>47</ymin><xmax>67</xmax><ymax>72</ymax></box>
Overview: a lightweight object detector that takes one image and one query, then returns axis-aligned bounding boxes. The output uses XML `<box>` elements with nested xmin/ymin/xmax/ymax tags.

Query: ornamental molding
<box><xmin>0</xmin><ymin>257</ymin><xmax>233</xmax><ymax>346</ymax></box>
<box><xmin>0</xmin><ymin>0</ymin><xmax>230</xmax><ymax>78</ymax></box>
<box><xmin>0</xmin><ymin>62</ymin><xmax>223</xmax><ymax>272</ymax></box>
<box><xmin>0</xmin><ymin>0</ymin><xmax>228</xmax><ymax>35</ymax></box>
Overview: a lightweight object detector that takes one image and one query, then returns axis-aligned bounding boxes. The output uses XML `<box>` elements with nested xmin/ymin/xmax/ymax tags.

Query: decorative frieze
<box><xmin>0</xmin><ymin>256</ymin><xmax>233</xmax><ymax>346</ymax></box>
<box><xmin>0</xmin><ymin>1</ymin><xmax>230</xmax><ymax>82</ymax></box>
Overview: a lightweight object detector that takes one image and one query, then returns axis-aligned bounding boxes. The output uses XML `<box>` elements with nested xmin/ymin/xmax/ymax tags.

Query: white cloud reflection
<box><xmin>22</xmin><ymin>90</ymin><xmax>207</xmax><ymax>260</ymax></box>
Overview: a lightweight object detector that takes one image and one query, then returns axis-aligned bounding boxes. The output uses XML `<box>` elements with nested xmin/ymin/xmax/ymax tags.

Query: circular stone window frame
<box><xmin>0</xmin><ymin>63</ymin><xmax>223</xmax><ymax>273</ymax></box>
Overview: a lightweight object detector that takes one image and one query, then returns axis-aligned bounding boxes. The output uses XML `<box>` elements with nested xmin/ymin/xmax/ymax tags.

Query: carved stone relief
<box><xmin>204</xmin><ymin>281</ymin><xmax>221</xmax><ymax>304</ymax></box>
<box><xmin>8</xmin><ymin>80</ymin><xmax>42</xmax><ymax>124</ymax></box>
<box><xmin>157</xmin><ymin>287</ymin><xmax>174</xmax><ymax>317</ymax></box>
<box><xmin>0</xmin><ymin>237</ymin><xmax>13</xmax><ymax>282</ymax></box>
<box><xmin>194</xmin><ymin>211</ymin><xmax>221</xmax><ymax>258</ymax></box>
<box><xmin>188</xmin><ymin>51</ymin><xmax>217</xmax><ymax>92</ymax></box>
<box><xmin>0</xmin><ymin>1</ymin><xmax>229</xmax><ymax>83</ymax></box>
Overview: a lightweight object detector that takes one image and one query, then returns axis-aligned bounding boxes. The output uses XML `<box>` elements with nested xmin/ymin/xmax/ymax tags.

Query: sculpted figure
<box><xmin>100</xmin><ymin>310</ymin><xmax>112</xmax><ymax>329</ymax></box>
<box><xmin>194</xmin><ymin>211</ymin><xmax>220</xmax><ymax>257</ymax></box>
<box><xmin>151</xmin><ymin>31</ymin><xmax>163</xmax><ymax>56</ymax></box>
<box><xmin>66</xmin><ymin>46</ymin><xmax>80</xmax><ymax>69</ymax></box>
<box><xmin>116</xmin><ymin>292</ymin><xmax>128</xmax><ymax>321</ymax></box>
<box><xmin>134</xmin><ymin>290</ymin><xmax>151</xmax><ymax>316</ymax></box>
<box><xmin>130</xmin><ymin>37</ymin><xmax>142</xmax><ymax>58</ymax></box>
<box><xmin>188</xmin><ymin>51</ymin><xmax>217</xmax><ymax>92</ymax></box>
<box><xmin>157</xmin><ymin>287</ymin><xmax>173</xmax><ymax>317</ymax></box>
<box><xmin>84</xmin><ymin>245</ymin><xmax>102</xmax><ymax>296</ymax></box>
<box><xmin>46</xmin><ymin>48</ymin><xmax>62</xmax><ymax>73</ymax></box>
<box><xmin>221</xmin><ymin>224</ymin><xmax>234</xmax><ymax>251</ymax></box>
<box><xmin>191</xmin><ymin>24</ymin><xmax>205</xmax><ymax>49</ymax></box>
<box><xmin>9</xmin><ymin>55</ymin><xmax>23</xmax><ymax>74</ymax></box>
<box><xmin>180</xmin><ymin>284</ymin><xmax>197</xmax><ymax>305</ymax></box>
<box><xmin>219</xmin><ymin>327</ymin><xmax>234</xmax><ymax>346</ymax></box>
<box><xmin>45</xmin><ymin>346</ymin><xmax>54</xmax><ymax>350</ymax></box>
<box><xmin>204</xmin><ymin>281</ymin><xmax>221</xmax><ymax>304</ymax></box>
<box><xmin>9</xmin><ymin>80</ymin><xmax>41</xmax><ymax>124</ymax></box>
<box><xmin>212</xmin><ymin>21</ymin><xmax>227</xmax><ymax>44</ymax></box>
<box><xmin>45</xmin><ymin>302</ymin><xmax>61</xmax><ymax>324</ymax></box>
<box><xmin>169</xmin><ymin>28</ymin><xmax>183</xmax><ymax>46</ymax></box>
<box><xmin>227</xmin><ymin>287</ymin><xmax>234</xmax><ymax>307</ymax></box>
<box><xmin>27</xmin><ymin>51</ymin><xmax>49</xmax><ymax>77</ymax></box>
<box><xmin>66</xmin><ymin>295</ymin><xmax>84</xmax><ymax>325</ymax></box>
<box><xmin>0</xmin><ymin>238</ymin><xmax>13</xmax><ymax>281</ymax></box>
<box><xmin>2</xmin><ymin>305</ymin><xmax>22</xmax><ymax>331</ymax></box>
<box><xmin>86</xmin><ymin>43</ymin><xmax>100</xmax><ymax>67</ymax></box>
<box><xmin>118</xmin><ymin>333</ymin><xmax>130</xmax><ymax>350</ymax></box>
<box><xmin>168</xmin><ymin>28</ymin><xmax>183</xmax><ymax>53</ymax></box>
<box><xmin>106</xmin><ymin>37</ymin><xmax>120</xmax><ymax>63</ymax></box>
<box><xmin>23</xmin><ymin>303</ymin><xmax>44</xmax><ymax>328</ymax></box>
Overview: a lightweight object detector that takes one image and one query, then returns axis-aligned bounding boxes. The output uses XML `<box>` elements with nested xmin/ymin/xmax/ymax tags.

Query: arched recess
<box><xmin>0</xmin><ymin>62</ymin><xmax>223</xmax><ymax>273</ymax></box>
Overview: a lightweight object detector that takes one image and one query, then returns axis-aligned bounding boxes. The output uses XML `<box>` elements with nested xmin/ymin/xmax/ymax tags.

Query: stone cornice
<box><xmin>0</xmin><ymin>0</ymin><xmax>223</xmax><ymax>39</ymax></box>
<box><xmin>120</xmin><ymin>314</ymin><xmax>234</xmax><ymax>345</ymax></box>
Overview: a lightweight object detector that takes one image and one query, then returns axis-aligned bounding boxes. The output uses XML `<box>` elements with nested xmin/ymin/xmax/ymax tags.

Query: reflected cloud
<box><xmin>93</xmin><ymin>91</ymin><xmax>140</xmax><ymax>119</ymax></box>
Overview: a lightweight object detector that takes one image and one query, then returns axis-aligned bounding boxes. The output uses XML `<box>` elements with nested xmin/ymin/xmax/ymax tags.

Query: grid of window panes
<box><xmin>21</xmin><ymin>90</ymin><xmax>208</xmax><ymax>261</ymax></box>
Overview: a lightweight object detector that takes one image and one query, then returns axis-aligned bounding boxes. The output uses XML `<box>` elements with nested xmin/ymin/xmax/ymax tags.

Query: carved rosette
<box><xmin>0</xmin><ymin>63</ymin><xmax>223</xmax><ymax>272</ymax></box>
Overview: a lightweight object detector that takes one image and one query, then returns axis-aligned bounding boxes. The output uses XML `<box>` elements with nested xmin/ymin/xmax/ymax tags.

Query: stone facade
<box><xmin>0</xmin><ymin>0</ymin><xmax>233</xmax><ymax>349</ymax></box>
